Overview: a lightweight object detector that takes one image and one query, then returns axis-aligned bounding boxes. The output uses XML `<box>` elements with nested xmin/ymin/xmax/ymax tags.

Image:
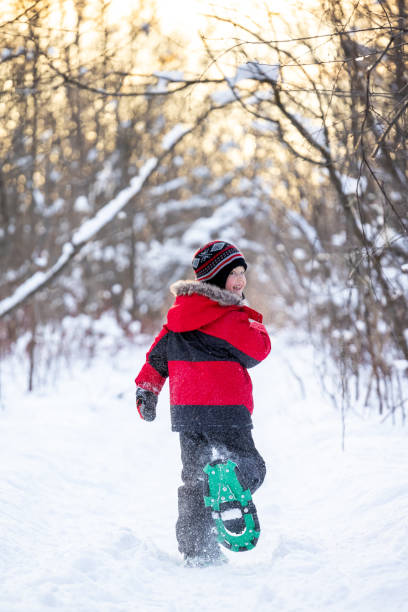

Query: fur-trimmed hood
<box><xmin>170</xmin><ymin>279</ymin><xmax>245</xmax><ymax>307</ymax></box>
<box><xmin>166</xmin><ymin>280</ymin><xmax>260</xmax><ymax>333</ymax></box>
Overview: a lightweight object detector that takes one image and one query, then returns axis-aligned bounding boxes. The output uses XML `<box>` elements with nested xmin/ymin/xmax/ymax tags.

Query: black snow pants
<box><xmin>176</xmin><ymin>428</ymin><xmax>266</xmax><ymax>557</ymax></box>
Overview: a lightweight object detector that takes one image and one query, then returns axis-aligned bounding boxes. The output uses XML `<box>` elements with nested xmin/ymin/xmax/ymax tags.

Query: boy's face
<box><xmin>225</xmin><ymin>266</ymin><xmax>247</xmax><ymax>297</ymax></box>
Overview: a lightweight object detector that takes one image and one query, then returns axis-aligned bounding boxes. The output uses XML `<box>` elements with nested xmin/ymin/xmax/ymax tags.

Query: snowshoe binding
<box><xmin>203</xmin><ymin>459</ymin><xmax>260</xmax><ymax>552</ymax></box>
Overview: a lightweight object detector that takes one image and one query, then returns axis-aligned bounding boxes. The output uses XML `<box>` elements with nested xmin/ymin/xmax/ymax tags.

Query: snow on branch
<box><xmin>149</xmin><ymin>71</ymin><xmax>185</xmax><ymax>94</ymax></box>
<box><xmin>152</xmin><ymin>70</ymin><xmax>185</xmax><ymax>83</ymax></box>
<box><xmin>0</xmin><ymin>111</ymin><xmax>209</xmax><ymax>319</ymax></box>
<box><xmin>211</xmin><ymin>89</ymin><xmax>239</xmax><ymax>106</ymax></box>
<box><xmin>0</xmin><ymin>158</ymin><xmax>157</xmax><ymax>318</ymax></box>
<box><xmin>161</xmin><ymin>124</ymin><xmax>191</xmax><ymax>150</ymax></box>
<box><xmin>211</xmin><ymin>63</ymin><xmax>280</xmax><ymax>106</ymax></box>
<box><xmin>227</xmin><ymin>62</ymin><xmax>280</xmax><ymax>87</ymax></box>
<box><xmin>71</xmin><ymin>158</ymin><xmax>157</xmax><ymax>246</ymax></box>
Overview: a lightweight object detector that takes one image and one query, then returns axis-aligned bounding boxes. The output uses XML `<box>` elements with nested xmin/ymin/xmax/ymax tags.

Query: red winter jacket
<box><xmin>135</xmin><ymin>280</ymin><xmax>271</xmax><ymax>431</ymax></box>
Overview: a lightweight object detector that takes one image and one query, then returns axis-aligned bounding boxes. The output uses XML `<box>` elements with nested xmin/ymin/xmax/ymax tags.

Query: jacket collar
<box><xmin>170</xmin><ymin>280</ymin><xmax>245</xmax><ymax>307</ymax></box>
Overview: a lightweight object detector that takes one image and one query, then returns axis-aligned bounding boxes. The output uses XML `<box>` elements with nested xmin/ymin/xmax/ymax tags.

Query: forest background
<box><xmin>0</xmin><ymin>0</ymin><xmax>407</xmax><ymax>419</ymax></box>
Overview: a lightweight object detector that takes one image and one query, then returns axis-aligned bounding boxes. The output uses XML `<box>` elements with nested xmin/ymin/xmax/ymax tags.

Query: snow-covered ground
<box><xmin>1</xmin><ymin>332</ymin><xmax>407</xmax><ymax>612</ymax></box>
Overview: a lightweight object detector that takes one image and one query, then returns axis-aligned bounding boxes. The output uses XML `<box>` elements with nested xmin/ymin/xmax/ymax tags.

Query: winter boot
<box><xmin>203</xmin><ymin>459</ymin><xmax>260</xmax><ymax>552</ymax></box>
<box><xmin>183</xmin><ymin>548</ymin><xmax>229</xmax><ymax>568</ymax></box>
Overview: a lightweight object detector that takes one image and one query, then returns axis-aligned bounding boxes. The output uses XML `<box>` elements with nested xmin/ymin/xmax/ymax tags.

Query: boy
<box><xmin>135</xmin><ymin>240</ymin><xmax>271</xmax><ymax>567</ymax></box>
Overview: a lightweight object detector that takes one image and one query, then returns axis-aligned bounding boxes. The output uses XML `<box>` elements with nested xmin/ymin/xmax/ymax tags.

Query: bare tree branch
<box><xmin>0</xmin><ymin>103</ymin><xmax>218</xmax><ymax>318</ymax></box>
<box><xmin>371</xmin><ymin>96</ymin><xmax>408</xmax><ymax>157</ymax></box>
<box><xmin>43</xmin><ymin>53</ymin><xmax>223</xmax><ymax>98</ymax></box>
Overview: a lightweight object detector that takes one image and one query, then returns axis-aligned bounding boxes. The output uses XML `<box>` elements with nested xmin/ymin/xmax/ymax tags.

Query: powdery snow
<box><xmin>1</xmin><ymin>331</ymin><xmax>407</xmax><ymax>612</ymax></box>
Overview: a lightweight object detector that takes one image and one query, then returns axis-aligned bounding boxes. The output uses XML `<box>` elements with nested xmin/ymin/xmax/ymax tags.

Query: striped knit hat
<box><xmin>192</xmin><ymin>240</ymin><xmax>247</xmax><ymax>288</ymax></box>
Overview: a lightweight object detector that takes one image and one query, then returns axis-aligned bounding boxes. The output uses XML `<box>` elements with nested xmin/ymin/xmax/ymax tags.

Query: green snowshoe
<box><xmin>203</xmin><ymin>459</ymin><xmax>260</xmax><ymax>552</ymax></box>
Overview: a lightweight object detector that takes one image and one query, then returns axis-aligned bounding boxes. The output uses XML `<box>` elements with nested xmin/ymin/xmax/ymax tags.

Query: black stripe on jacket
<box><xmin>148</xmin><ymin>333</ymin><xmax>169</xmax><ymax>378</ymax></box>
<box><xmin>160</xmin><ymin>330</ymin><xmax>260</xmax><ymax>368</ymax></box>
<box><xmin>170</xmin><ymin>404</ymin><xmax>252</xmax><ymax>432</ymax></box>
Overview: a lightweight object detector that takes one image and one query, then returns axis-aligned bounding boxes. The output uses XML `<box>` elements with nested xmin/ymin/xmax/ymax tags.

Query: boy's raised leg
<box><xmin>203</xmin><ymin>459</ymin><xmax>261</xmax><ymax>552</ymax></box>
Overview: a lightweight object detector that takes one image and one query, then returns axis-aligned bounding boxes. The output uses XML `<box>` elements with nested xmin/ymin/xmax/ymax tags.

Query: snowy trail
<box><xmin>1</xmin><ymin>336</ymin><xmax>408</xmax><ymax>612</ymax></box>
